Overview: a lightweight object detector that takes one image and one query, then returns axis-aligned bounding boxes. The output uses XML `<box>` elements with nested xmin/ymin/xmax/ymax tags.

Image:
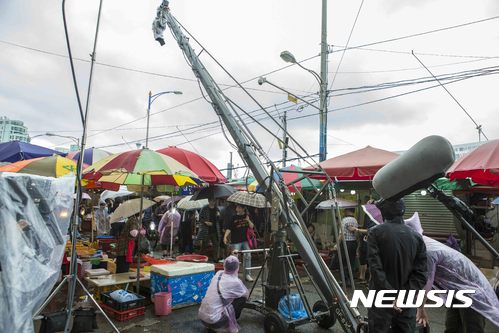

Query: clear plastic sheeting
<box><xmin>0</xmin><ymin>172</ymin><xmax>75</xmax><ymax>333</ymax></box>
<box><xmin>423</xmin><ymin>236</ymin><xmax>499</xmax><ymax>328</ymax></box>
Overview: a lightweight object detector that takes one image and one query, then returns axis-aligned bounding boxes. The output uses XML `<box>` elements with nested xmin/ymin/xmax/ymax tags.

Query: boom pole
<box><xmin>152</xmin><ymin>2</ymin><xmax>364</xmax><ymax>331</ymax></box>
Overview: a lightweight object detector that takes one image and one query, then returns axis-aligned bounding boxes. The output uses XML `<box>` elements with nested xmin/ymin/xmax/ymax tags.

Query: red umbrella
<box><xmin>447</xmin><ymin>139</ymin><xmax>499</xmax><ymax>186</ymax></box>
<box><xmin>156</xmin><ymin>146</ymin><xmax>226</xmax><ymax>184</ymax></box>
<box><xmin>312</xmin><ymin>146</ymin><xmax>399</xmax><ymax>180</ymax></box>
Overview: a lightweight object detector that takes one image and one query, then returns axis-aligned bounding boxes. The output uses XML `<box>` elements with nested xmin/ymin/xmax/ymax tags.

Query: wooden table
<box><xmin>85</xmin><ymin>272</ymin><xmax>150</xmax><ymax>299</ymax></box>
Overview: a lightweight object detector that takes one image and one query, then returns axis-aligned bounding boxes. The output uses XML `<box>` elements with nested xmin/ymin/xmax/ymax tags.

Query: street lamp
<box><xmin>31</xmin><ymin>132</ymin><xmax>80</xmax><ymax>148</ymax></box>
<box><xmin>280</xmin><ymin>50</ymin><xmax>328</xmax><ymax>162</ymax></box>
<box><xmin>146</xmin><ymin>90</ymin><xmax>182</xmax><ymax>148</ymax></box>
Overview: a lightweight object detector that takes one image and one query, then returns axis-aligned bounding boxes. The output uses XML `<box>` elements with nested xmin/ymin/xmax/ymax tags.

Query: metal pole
<box><xmin>282</xmin><ymin>110</ymin><xmax>287</xmax><ymax>167</ymax></box>
<box><xmin>319</xmin><ymin>0</ymin><xmax>328</xmax><ymax>162</ymax></box>
<box><xmin>146</xmin><ymin>91</ymin><xmax>152</xmax><ymax>148</ymax></box>
<box><xmin>227</xmin><ymin>152</ymin><xmax>233</xmax><ymax>180</ymax></box>
<box><xmin>136</xmin><ymin>173</ymin><xmax>145</xmax><ymax>293</ymax></box>
<box><xmin>64</xmin><ymin>1</ymin><xmax>103</xmax><ymax>332</ymax></box>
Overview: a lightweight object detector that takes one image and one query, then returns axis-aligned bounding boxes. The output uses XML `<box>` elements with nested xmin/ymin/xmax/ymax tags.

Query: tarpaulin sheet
<box><xmin>0</xmin><ymin>172</ymin><xmax>74</xmax><ymax>332</ymax></box>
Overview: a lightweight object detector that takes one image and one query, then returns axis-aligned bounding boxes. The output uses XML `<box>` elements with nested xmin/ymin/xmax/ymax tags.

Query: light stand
<box><xmin>34</xmin><ymin>1</ymin><xmax>119</xmax><ymax>332</ymax></box>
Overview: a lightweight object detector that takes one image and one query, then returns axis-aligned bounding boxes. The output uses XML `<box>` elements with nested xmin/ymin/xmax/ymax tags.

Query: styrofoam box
<box><xmin>150</xmin><ymin>261</ymin><xmax>215</xmax><ymax>307</ymax></box>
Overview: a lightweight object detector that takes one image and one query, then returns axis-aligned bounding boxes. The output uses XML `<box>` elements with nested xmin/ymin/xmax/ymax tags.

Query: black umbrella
<box><xmin>191</xmin><ymin>184</ymin><xmax>236</xmax><ymax>200</ymax></box>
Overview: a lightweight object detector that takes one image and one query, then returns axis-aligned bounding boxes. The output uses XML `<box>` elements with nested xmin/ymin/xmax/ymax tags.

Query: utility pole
<box><xmin>319</xmin><ymin>0</ymin><xmax>328</xmax><ymax>162</ymax></box>
<box><xmin>281</xmin><ymin>110</ymin><xmax>288</xmax><ymax>167</ymax></box>
<box><xmin>227</xmin><ymin>152</ymin><xmax>233</xmax><ymax>180</ymax></box>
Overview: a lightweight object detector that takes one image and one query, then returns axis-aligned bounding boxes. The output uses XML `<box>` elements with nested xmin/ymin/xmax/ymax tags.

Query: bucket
<box><xmin>154</xmin><ymin>292</ymin><xmax>172</xmax><ymax>316</ymax></box>
<box><xmin>176</xmin><ymin>254</ymin><xmax>208</xmax><ymax>262</ymax></box>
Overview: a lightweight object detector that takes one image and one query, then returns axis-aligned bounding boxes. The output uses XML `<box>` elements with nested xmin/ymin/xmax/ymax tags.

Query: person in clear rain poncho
<box><xmin>95</xmin><ymin>200</ymin><xmax>110</xmax><ymax>236</ymax></box>
<box><xmin>199</xmin><ymin>255</ymin><xmax>249</xmax><ymax>333</ymax></box>
<box><xmin>403</xmin><ymin>213</ymin><xmax>499</xmax><ymax>332</ymax></box>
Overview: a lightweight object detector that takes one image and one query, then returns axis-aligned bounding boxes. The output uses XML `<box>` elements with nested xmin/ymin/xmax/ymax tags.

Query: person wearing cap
<box><xmin>367</xmin><ymin>199</ymin><xmax>427</xmax><ymax>333</ymax></box>
<box><xmin>404</xmin><ymin>213</ymin><xmax>499</xmax><ymax>332</ymax></box>
<box><xmin>199</xmin><ymin>255</ymin><xmax>249</xmax><ymax>333</ymax></box>
<box><xmin>223</xmin><ymin>204</ymin><xmax>254</xmax><ymax>282</ymax></box>
<box><xmin>95</xmin><ymin>200</ymin><xmax>111</xmax><ymax>236</ymax></box>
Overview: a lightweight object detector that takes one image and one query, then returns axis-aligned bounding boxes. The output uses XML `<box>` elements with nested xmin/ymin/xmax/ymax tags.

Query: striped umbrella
<box><xmin>0</xmin><ymin>155</ymin><xmax>76</xmax><ymax>178</ymax></box>
<box><xmin>82</xmin><ymin>148</ymin><xmax>204</xmax><ymax>190</ymax></box>
<box><xmin>157</xmin><ymin>146</ymin><xmax>227</xmax><ymax>184</ymax></box>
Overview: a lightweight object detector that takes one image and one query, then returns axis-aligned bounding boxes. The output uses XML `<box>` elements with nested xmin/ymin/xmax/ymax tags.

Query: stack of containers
<box><xmin>99</xmin><ymin>290</ymin><xmax>146</xmax><ymax>322</ymax></box>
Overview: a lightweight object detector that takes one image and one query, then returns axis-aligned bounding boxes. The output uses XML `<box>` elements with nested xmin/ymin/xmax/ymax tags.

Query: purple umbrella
<box><xmin>361</xmin><ymin>204</ymin><xmax>383</xmax><ymax>224</ymax></box>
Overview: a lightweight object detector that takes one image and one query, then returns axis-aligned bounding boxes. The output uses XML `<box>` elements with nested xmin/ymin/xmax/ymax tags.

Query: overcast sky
<box><xmin>1</xmin><ymin>0</ymin><xmax>498</xmax><ymax>177</ymax></box>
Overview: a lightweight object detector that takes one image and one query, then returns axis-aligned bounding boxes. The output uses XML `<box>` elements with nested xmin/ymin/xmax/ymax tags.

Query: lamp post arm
<box><xmin>149</xmin><ymin>91</ymin><xmax>180</xmax><ymax>106</ymax></box>
<box><xmin>296</xmin><ymin>62</ymin><xmax>322</xmax><ymax>85</ymax></box>
<box><xmin>146</xmin><ymin>90</ymin><xmax>182</xmax><ymax>148</ymax></box>
<box><xmin>258</xmin><ymin>77</ymin><xmax>320</xmax><ymax>111</ymax></box>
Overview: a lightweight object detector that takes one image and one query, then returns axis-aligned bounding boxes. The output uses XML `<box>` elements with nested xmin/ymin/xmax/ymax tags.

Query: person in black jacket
<box><xmin>367</xmin><ymin>199</ymin><xmax>427</xmax><ymax>333</ymax></box>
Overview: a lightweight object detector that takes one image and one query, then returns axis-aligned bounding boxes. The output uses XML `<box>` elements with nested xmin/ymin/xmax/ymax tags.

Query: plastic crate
<box><xmin>100</xmin><ymin>303</ymin><xmax>145</xmax><ymax>322</ymax></box>
<box><xmin>101</xmin><ymin>291</ymin><xmax>146</xmax><ymax>311</ymax></box>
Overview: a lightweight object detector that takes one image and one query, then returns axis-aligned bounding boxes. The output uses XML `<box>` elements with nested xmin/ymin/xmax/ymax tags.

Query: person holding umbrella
<box><xmin>223</xmin><ymin>204</ymin><xmax>255</xmax><ymax>282</ymax></box>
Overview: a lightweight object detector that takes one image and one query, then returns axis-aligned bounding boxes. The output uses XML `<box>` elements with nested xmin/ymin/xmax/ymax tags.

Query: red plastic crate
<box><xmin>99</xmin><ymin>303</ymin><xmax>145</xmax><ymax>322</ymax></box>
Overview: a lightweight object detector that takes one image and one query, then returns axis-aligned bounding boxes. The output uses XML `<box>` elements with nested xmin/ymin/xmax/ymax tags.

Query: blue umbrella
<box><xmin>0</xmin><ymin>140</ymin><xmax>65</xmax><ymax>162</ymax></box>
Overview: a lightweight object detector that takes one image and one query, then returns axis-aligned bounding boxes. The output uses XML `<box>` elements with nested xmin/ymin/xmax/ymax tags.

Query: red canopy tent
<box><xmin>312</xmin><ymin>146</ymin><xmax>399</xmax><ymax>180</ymax></box>
<box><xmin>447</xmin><ymin>139</ymin><xmax>499</xmax><ymax>187</ymax></box>
<box><xmin>156</xmin><ymin>146</ymin><xmax>227</xmax><ymax>184</ymax></box>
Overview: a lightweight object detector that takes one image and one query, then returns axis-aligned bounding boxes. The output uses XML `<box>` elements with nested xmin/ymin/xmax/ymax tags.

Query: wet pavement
<box><xmin>76</xmin><ymin>277</ymin><xmax>497</xmax><ymax>332</ymax></box>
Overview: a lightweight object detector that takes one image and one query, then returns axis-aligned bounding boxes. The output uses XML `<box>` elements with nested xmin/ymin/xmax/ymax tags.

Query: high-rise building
<box><xmin>0</xmin><ymin>116</ymin><xmax>29</xmax><ymax>143</ymax></box>
<box><xmin>452</xmin><ymin>141</ymin><xmax>486</xmax><ymax>160</ymax></box>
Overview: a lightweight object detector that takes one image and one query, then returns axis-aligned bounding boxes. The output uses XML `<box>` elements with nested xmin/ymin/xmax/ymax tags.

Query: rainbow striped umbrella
<box><xmin>0</xmin><ymin>155</ymin><xmax>76</xmax><ymax>178</ymax></box>
<box><xmin>82</xmin><ymin>148</ymin><xmax>204</xmax><ymax>190</ymax></box>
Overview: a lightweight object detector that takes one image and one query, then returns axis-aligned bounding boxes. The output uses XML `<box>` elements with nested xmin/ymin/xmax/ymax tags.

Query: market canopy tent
<box><xmin>248</xmin><ymin>165</ymin><xmax>322</xmax><ymax>193</ymax></box>
<box><xmin>157</xmin><ymin>146</ymin><xmax>227</xmax><ymax>184</ymax></box>
<box><xmin>0</xmin><ymin>140</ymin><xmax>65</xmax><ymax>163</ymax></box>
<box><xmin>447</xmin><ymin>139</ymin><xmax>499</xmax><ymax>187</ymax></box>
<box><xmin>311</xmin><ymin>146</ymin><xmax>399</xmax><ymax>180</ymax></box>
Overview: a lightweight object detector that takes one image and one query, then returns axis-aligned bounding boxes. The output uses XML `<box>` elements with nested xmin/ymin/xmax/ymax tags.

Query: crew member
<box><xmin>367</xmin><ymin>199</ymin><xmax>427</xmax><ymax>333</ymax></box>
